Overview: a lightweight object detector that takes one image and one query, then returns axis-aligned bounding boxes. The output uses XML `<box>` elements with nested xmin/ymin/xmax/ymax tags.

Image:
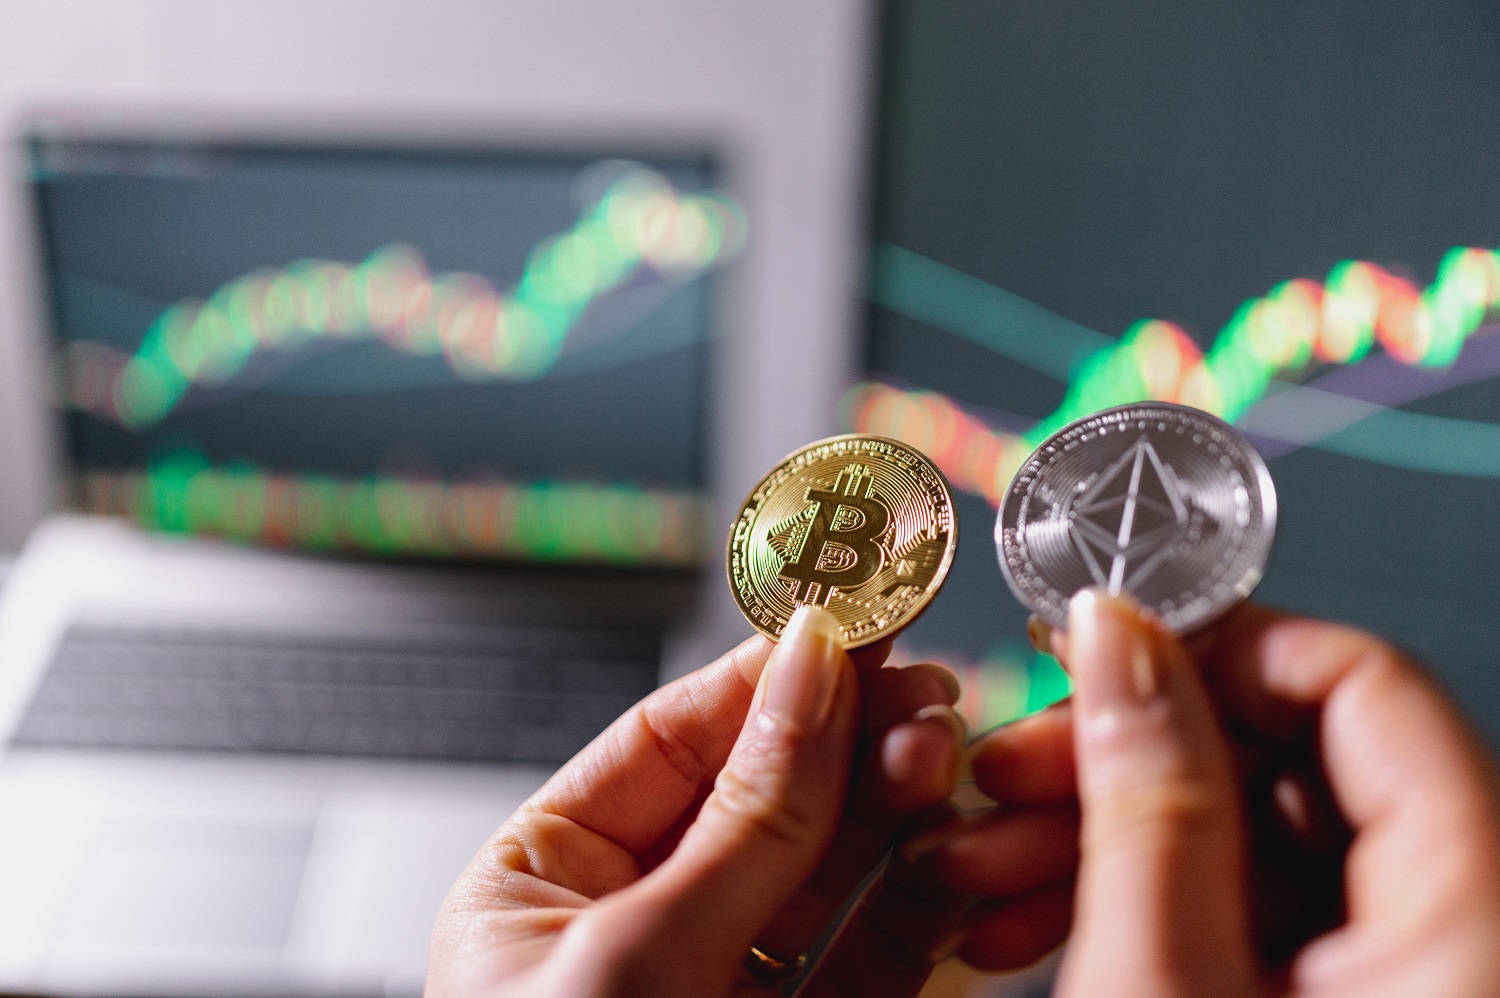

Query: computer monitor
<box><xmin>857</xmin><ymin>0</ymin><xmax>1500</xmax><ymax>740</ymax></box>
<box><xmin>27</xmin><ymin>136</ymin><xmax>741</xmax><ymax>568</ymax></box>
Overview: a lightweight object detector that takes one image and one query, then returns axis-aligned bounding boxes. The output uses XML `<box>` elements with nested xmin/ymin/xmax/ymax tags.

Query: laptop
<box><xmin>0</xmin><ymin>133</ymin><xmax>735</xmax><ymax>996</ymax></box>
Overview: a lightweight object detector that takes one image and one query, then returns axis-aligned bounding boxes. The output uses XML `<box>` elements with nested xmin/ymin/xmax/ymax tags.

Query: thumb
<box><xmin>1057</xmin><ymin>589</ymin><xmax>1256</xmax><ymax>998</ymax></box>
<box><xmin>578</xmin><ymin>604</ymin><xmax>858</xmax><ymax>993</ymax></box>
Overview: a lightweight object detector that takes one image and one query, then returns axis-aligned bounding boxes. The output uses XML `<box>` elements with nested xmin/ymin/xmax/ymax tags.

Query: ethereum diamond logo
<box><xmin>1068</xmin><ymin>436</ymin><xmax>1189</xmax><ymax>595</ymax></box>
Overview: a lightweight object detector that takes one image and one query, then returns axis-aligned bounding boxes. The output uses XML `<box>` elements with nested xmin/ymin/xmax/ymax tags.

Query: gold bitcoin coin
<box><xmin>727</xmin><ymin>434</ymin><xmax>957</xmax><ymax>648</ymax></box>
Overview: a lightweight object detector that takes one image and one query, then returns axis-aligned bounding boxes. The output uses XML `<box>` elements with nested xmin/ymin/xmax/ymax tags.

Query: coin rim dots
<box><xmin>727</xmin><ymin>433</ymin><xmax>958</xmax><ymax>648</ymax></box>
<box><xmin>994</xmin><ymin>402</ymin><xmax>1277</xmax><ymax>634</ymax></box>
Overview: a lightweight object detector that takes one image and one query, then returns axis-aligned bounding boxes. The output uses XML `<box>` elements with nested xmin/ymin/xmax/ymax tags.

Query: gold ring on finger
<box><xmin>742</xmin><ymin>945</ymin><xmax>807</xmax><ymax>982</ymax></box>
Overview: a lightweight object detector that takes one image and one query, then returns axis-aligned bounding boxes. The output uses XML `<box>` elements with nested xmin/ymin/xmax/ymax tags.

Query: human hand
<box><xmin>943</xmin><ymin>590</ymin><xmax>1500</xmax><ymax>996</ymax></box>
<box><xmin>426</xmin><ymin>604</ymin><xmax>1027</xmax><ymax>997</ymax></box>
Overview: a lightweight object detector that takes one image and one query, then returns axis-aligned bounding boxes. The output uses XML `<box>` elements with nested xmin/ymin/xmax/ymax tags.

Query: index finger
<box><xmin>1201</xmin><ymin>603</ymin><xmax>1480</xmax><ymax>750</ymax></box>
<box><xmin>1200</xmin><ymin>606</ymin><xmax>1500</xmax><ymax>918</ymax></box>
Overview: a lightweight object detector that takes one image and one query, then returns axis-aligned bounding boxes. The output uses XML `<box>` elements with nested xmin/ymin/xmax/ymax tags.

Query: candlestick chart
<box><xmin>63</xmin><ymin>165</ymin><xmax>744</xmax><ymax>429</ymax></box>
<box><xmin>79</xmin><ymin>451</ymin><xmax>711</xmax><ymax>566</ymax></box>
<box><xmin>853</xmin><ymin>241</ymin><xmax>1500</xmax><ymax>733</ymax></box>
<box><xmin>849</xmin><ymin>242</ymin><xmax>1500</xmax><ymax>509</ymax></box>
<box><xmin>37</xmin><ymin>142</ymin><xmax>735</xmax><ymax>567</ymax></box>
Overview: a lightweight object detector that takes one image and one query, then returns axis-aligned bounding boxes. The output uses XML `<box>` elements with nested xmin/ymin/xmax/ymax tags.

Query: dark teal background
<box><xmin>867</xmin><ymin>0</ymin><xmax>1500</xmax><ymax>740</ymax></box>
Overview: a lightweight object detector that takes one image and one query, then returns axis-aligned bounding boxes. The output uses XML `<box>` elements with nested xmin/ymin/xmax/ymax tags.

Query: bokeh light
<box><xmin>849</xmin><ymin>245</ymin><xmax>1500</xmax><ymax>507</ymax></box>
<box><xmin>64</xmin><ymin>165</ymin><xmax>747</xmax><ymax>428</ymax></box>
<box><xmin>80</xmin><ymin>452</ymin><xmax>712</xmax><ymax>566</ymax></box>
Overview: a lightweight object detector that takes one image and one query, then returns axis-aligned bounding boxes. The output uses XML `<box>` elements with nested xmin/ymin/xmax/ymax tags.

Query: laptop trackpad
<box><xmin>286</xmin><ymin>790</ymin><xmax>524</xmax><ymax>995</ymax></box>
<box><xmin>54</xmin><ymin>817</ymin><xmax>312</xmax><ymax>956</ymax></box>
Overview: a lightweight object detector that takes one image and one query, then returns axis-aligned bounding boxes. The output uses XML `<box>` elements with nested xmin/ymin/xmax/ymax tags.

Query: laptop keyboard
<box><xmin>9</xmin><ymin>623</ymin><xmax>661</xmax><ymax>764</ymax></box>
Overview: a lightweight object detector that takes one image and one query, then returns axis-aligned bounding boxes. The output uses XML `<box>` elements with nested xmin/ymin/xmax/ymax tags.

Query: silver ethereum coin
<box><xmin>995</xmin><ymin>402</ymin><xmax>1276</xmax><ymax>634</ymax></box>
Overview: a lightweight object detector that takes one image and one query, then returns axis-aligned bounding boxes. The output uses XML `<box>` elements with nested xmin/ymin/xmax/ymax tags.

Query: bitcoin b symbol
<box><xmin>727</xmin><ymin>434</ymin><xmax>958</xmax><ymax>649</ymax></box>
<box><xmin>778</xmin><ymin>466</ymin><xmax>890</xmax><ymax>606</ymax></box>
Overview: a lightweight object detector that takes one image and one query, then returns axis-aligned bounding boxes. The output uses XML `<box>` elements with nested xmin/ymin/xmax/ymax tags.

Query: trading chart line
<box><xmin>65</xmin><ymin>165</ymin><xmax>745</xmax><ymax>428</ymax></box>
<box><xmin>852</xmin><ymin>243</ymin><xmax>1500</xmax><ymax>504</ymax></box>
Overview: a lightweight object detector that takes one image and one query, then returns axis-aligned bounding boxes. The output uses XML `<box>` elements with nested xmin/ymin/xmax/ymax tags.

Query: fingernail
<box><xmin>1026</xmin><ymin>614</ymin><xmax>1052</xmax><ymax>654</ymax></box>
<box><xmin>915</xmin><ymin>703</ymin><xmax>968</xmax><ymax>747</ymax></box>
<box><xmin>927</xmin><ymin>665</ymin><xmax>963</xmax><ymax>704</ymax></box>
<box><xmin>1067</xmin><ymin>587</ymin><xmax>1161</xmax><ymax>716</ymax></box>
<box><xmin>760</xmin><ymin>605</ymin><xmax>843</xmax><ymax>728</ymax></box>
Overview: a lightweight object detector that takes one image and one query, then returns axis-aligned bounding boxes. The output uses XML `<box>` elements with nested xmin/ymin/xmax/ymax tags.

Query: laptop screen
<box><xmin>28</xmin><ymin>136</ymin><xmax>740</xmax><ymax>567</ymax></box>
